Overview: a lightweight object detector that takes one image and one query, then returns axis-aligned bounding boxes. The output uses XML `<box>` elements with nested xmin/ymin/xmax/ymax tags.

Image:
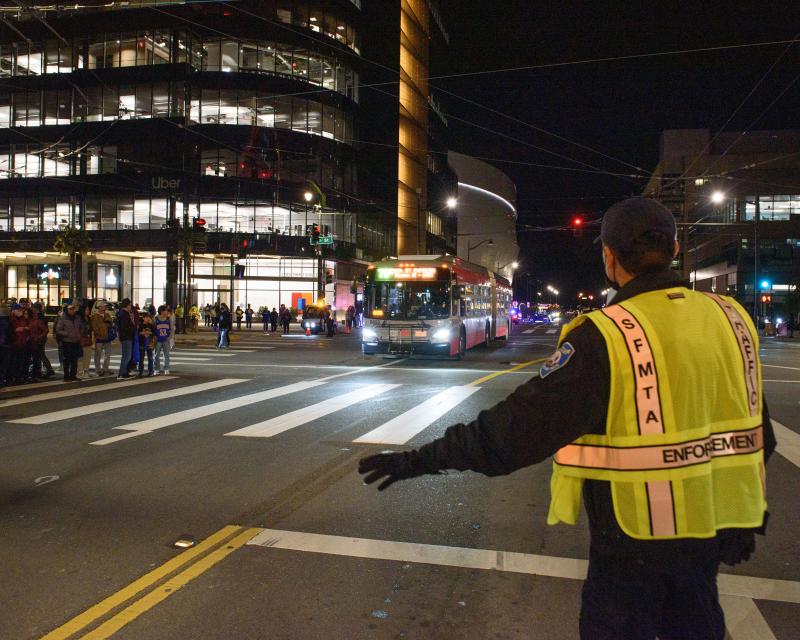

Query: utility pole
<box><xmin>752</xmin><ymin>197</ymin><xmax>760</xmax><ymax>323</ymax></box>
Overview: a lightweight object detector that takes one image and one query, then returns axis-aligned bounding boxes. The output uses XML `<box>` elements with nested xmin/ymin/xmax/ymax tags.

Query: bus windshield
<box><xmin>368</xmin><ymin>281</ymin><xmax>450</xmax><ymax>320</ymax></box>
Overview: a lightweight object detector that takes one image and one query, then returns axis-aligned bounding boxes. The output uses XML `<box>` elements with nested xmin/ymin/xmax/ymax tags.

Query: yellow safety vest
<box><xmin>547</xmin><ymin>287</ymin><xmax>767</xmax><ymax>540</ymax></box>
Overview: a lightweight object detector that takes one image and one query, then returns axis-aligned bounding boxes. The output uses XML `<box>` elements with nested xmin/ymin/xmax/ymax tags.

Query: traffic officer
<box><xmin>359</xmin><ymin>197</ymin><xmax>776</xmax><ymax>640</ymax></box>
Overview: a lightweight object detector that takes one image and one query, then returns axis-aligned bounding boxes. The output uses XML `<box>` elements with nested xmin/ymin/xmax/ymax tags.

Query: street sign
<box><xmin>311</xmin><ymin>235</ymin><xmax>334</xmax><ymax>245</ymax></box>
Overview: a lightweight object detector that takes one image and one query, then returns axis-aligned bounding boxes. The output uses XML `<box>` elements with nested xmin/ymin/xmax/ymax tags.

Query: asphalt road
<box><xmin>1</xmin><ymin>324</ymin><xmax>798</xmax><ymax>640</ymax></box>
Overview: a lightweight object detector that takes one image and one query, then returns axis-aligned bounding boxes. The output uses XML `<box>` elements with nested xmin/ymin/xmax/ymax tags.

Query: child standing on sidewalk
<box><xmin>154</xmin><ymin>305</ymin><xmax>172</xmax><ymax>375</ymax></box>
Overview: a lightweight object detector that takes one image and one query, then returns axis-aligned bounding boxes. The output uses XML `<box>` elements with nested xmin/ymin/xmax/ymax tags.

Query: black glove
<box><xmin>719</xmin><ymin>530</ymin><xmax>756</xmax><ymax>566</ymax></box>
<box><xmin>359</xmin><ymin>450</ymin><xmax>441</xmax><ymax>491</ymax></box>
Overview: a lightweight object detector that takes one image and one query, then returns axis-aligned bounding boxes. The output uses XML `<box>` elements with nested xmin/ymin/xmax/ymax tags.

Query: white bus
<box><xmin>362</xmin><ymin>255</ymin><xmax>512</xmax><ymax>358</ymax></box>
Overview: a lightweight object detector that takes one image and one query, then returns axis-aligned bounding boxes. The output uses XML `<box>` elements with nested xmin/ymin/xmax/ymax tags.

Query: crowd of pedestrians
<box><xmin>1</xmin><ymin>297</ymin><xmax>362</xmax><ymax>387</ymax></box>
<box><xmin>0</xmin><ymin>297</ymin><xmax>180</xmax><ymax>386</ymax></box>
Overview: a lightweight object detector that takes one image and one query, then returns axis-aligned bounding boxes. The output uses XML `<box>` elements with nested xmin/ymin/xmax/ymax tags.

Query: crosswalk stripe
<box><xmin>171</xmin><ymin>350</ymin><xmax>247</xmax><ymax>357</ymax></box>
<box><xmin>11</xmin><ymin>378</ymin><xmax>244</xmax><ymax>425</ymax></box>
<box><xmin>546</xmin><ymin>328</ymin><xmax>557</xmax><ymax>334</ymax></box>
<box><xmin>89</xmin><ymin>380</ymin><xmax>324</xmax><ymax>446</ymax></box>
<box><xmin>523</xmin><ymin>329</ymin><xmax>534</xmax><ymax>334</ymax></box>
<box><xmin>773</xmin><ymin>420</ymin><xmax>800</xmax><ymax>469</ymax></box>
<box><xmin>108</xmin><ymin>356</ymin><xmax>212</xmax><ymax>363</ymax></box>
<box><xmin>2</xmin><ymin>378</ymin><xmax>71</xmax><ymax>392</ymax></box>
<box><xmin>354</xmin><ymin>386</ymin><xmax>481</xmax><ymax>445</ymax></box>
<box><xmin>1</xmin><ymin>376</ymin><xmax>171</xmax><ymax>407</ymax></box>
<box><xmin>225</xmin><ymin>383</ymin><xmax>400</xmax><ymax>439</ymax></box>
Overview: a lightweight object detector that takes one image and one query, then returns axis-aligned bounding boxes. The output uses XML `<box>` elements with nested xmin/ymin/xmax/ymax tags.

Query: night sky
<box><xmin>434</xmin><ymin>1</ymin><xmax>800</xmax><ymax>303</ymax></box>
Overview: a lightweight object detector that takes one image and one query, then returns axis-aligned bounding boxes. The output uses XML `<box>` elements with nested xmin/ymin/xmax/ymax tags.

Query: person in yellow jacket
<box><xmin>174</xmin><ymin>304</ymin><xmax>184</xmax><ymax>334</ymax></box>
<box><xmin>188</xmin><ymin>304</ymin><xmax>200</xmax><ymax>332</ymax></box>
<box><xmin>359</xmin><ymin>197</ymin><xmax>776</xmax><ymax>640</ymax></box>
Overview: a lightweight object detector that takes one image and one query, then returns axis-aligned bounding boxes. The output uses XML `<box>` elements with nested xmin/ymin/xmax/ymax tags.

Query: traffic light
<box><xmin>571</xmin><ymin>216</ymin><xmax>584</xmax><ymax>237</ymax></box>
<box><xmin>235</xmin><ymin>264</ymin><xmax>246</xmax><ymax>279</ymax></box>
<box><xmin>192</xmin><ymin>217</ymin><xmax>207</xmax><ymax>231</ymax></box>
<box><xmin>760</xmin><ymin>294</ymin><xmax>772</xmax><ymax>304</ymax></box>
<box><xmin>311</xmin><ymin>225</ymin><xmax>321</xmax><ymax>245</ymax></box>
<box><xmin>237</xmin><ymin>238</ymin><xmax>249</xmax><ymax>259</ymax></box>
<box><xmin>325</xmin><ymin>269</ymin><xmax>333</xmax><ymax>285</ymax></box>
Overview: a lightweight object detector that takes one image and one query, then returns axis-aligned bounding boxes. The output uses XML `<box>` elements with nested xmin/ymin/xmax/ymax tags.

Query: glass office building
<box><xmin>0</xmin><ymin>0</ymin><xmax>393</xmax><ymax>311</ymax></box>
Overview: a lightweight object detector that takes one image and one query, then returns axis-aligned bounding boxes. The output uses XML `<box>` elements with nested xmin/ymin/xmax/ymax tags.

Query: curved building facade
<box><xmin>0</xmin><ymin>0</ymin><xmax>391</xmax><ymax>311</ymax></box>
<box><xmin>448</xmin><ymin>152</ymin><xmax>519</xmax><ymax>282</ymax></box>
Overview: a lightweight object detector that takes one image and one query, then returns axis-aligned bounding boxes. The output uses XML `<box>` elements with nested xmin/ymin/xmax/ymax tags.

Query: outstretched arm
<box><xmin>360</xmin><ymin>323</ymin><xmax>610</xmax><ymax>489</ymax></box>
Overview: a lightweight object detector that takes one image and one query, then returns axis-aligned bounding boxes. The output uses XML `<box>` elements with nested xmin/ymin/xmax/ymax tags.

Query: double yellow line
<box><xmin>41</xmin><ymin>525</ymin><xmax>261</xmax><ymax>640</ymax></box>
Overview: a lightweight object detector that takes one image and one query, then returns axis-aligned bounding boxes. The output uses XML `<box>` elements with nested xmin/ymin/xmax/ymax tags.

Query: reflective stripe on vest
<box><xmin>554</xmin><ymin>425</ymin><xmax>763</xmax><ymax>471</ymax></box>
<box><xmin>547</xmin><ymin>288</ymin><xmax>766</xmax><ymax>540</ymax></box>
<box><xmin>702</xmin><ymin>293</ymin><xmax>759</xmax><ymax>417</ymax></box>
<box><xmin>600</xmin><ymin>305</ymin><xmax>675</xmax><ymax>536</ymax></box>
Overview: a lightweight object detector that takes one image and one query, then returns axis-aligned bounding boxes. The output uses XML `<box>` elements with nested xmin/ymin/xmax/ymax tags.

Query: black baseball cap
<box><xmin>597</xmin><ymin>197</ymin><xmax>676</xmax><ymax>251</ymax></box>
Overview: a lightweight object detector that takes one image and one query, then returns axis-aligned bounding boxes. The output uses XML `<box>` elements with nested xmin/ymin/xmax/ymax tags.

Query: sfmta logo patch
<box><xmin>539</xmin><ymin>342</ymin><xmax>575</xmax><ymax>379</ymax></box>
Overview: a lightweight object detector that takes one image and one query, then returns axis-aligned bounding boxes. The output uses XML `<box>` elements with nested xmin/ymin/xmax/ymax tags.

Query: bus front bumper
<box><xmin>362</xmin><ymin>340</ymin><xmax>451</xmax><ymax>356</ymax></box>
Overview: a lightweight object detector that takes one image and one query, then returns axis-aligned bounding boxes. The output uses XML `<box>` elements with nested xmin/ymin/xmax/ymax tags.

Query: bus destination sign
<box><xmin>376</xmin><ymin>266</ymin><xmax>438</xmax><ymax>280</ymax></box>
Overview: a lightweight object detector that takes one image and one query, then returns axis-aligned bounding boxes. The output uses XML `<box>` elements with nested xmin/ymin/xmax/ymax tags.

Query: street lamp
<box><xmin>496</xmin><ymin>259</ymin><xmax>519</xmax><ymax>272</ymax></box>
<box><xmin>467</xmin><ymin>238</ymin><xmax>494</xmax><ymax>262</ymax></box>
<box><xmin>446</xmin><ymin>196</ymin><xmax>458</xmax><ymax>210</ymax></box>
<box><xmin>707</xmin><ymin>192</ymin><xmax>761</xmax><ymax>321</ymax></box>
<box><xmin>303</xmin><ymin>191</ymin><xmax>314</xmax><ymax>232</ymax></box>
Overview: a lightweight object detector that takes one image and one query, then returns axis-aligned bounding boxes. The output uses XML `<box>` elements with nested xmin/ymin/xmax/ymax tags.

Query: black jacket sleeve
<box><xmin>417</xmin><ymin>322</ymin><xmax>610</xmax><ymax>476</ymax></box>
<box><xmin>762</xmin><ymin>398</ymin><xmax>776</xmax><ymax>463</ymax></box>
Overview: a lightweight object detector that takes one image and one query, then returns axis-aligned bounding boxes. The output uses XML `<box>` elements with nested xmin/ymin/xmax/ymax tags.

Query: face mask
<box><xmin>605</xmin><ymin>274</ymin><xmax>621</xmax><ymax>292</ymax></box>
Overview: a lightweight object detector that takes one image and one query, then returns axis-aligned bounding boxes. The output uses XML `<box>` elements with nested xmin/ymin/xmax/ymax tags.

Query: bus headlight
<box><xmin>432</xmin><ymin>328</ymin><xmax>451</xmax><ymax>342</ymax></box>
<box><xmin>362</xmin><ymin>328</ymin><xmax>378</xmax><ymax>341</ymax></box>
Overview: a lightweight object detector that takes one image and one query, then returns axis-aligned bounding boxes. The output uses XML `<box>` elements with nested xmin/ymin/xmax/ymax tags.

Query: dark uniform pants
<box><xmin>580</xmin><ymin>546</ymin><xmax>724</xmax><ymax>640</ymax></box>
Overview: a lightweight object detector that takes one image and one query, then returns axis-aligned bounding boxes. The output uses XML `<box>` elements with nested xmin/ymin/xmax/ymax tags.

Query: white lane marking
<box><xmin>171</xmin><ymin>351</ymin><xmax>261</xmax><ymax>357</ymax></box>
<box><xmin>176</xmin><ymin>348</ymin><xmax>274</xmax><ymax>353</ymax></box>
<box><xmin>111</xmin><ymin>352</ymin><xmax>212</xmax><ymax>362</ymax></box>
<box><xmin>89</xmin><ymin>380</ymin><xmax>324</xmax><ymax>446</ymax></box>
<box><xmin>12</xmin><ymin>379</ymin><xmax>243</xmax><ymax>425</ymax></box>
<box><xmin>89</xmin><ymin>358</ymin><xmax>406</xmax><ymax>445</ymax></box>
<box><xmin>354</xmin><ymin>386</ymin><xmax>481</xmax><ymax>445</ymax></box>
<box><xmin>523</xmin><ymin>329</ymin><xmax>534</xmax><ymax>334</ymax></box>
<box><xmin>762</xmin><ymin>364</ymin><xmax>800</xmax><ymax>371</ymax></box>
<box><xmin>772</xmin><ymin>420</ymin><xmax>800</xmax><ymax>468</ymax></box>
<box><xmin>2</xmin><ymin>378</ymin><xmax>73</xmax><ymax>392</ymax></box>
<box><xmin>247</xmin><ymin>529</ymin><xmax>800</xmax><ymax>604</ymax></box>
<box><xmin>546</xmin><ymin>329</ymin><xmax>557</xmax><ymax>334</ymax></box>
<box><xmin>149</xmin><ymin>362</ymin><xmax>534</xmax><ymax>375</ymax></box>
<box><xmin>720</xmin><ymin>595</ymin><xmax>777</xmax><ymax>640</ymax></box>
<box><xmin>225</xmin><ymin>383</ymin><xmax>401</xmax><ymax>439</ymax></box>
<box><xmin>34</xmin><ymin>475</ymin><xmax>60</xmax><ymax>487</ymax></box>
<box><xmin>1</xmin><ymin>376</ymin><xmax>171</xmax><ymax>407</ymax></box>
<box><xmin>763</xmin><ymin>379</ymin><xmax>800</xmax><ymax>383</ymax></box>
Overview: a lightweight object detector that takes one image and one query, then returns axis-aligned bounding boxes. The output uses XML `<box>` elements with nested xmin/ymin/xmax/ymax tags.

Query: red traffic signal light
<box><xmin>572</xmin><ymin>217</ymin><xmax>584</xmax><ymax>227</ymax></box>
<box><xmin>193</xmin><ymin>217</ymin><xmax>206</xmax><ymax>228</ymax></box>
<box><xmin>760</xmin><ymin>294</ymin><xmax>772</xmax><ymax>303</ymax></box>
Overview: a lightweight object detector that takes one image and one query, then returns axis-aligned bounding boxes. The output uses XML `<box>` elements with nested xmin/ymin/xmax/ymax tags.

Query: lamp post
<box><xmin>467</xmin><ymin>238</ymin><xmax>494</xmax><ymax>262</ymax></box>
<box><xmin>709</xmin><ymin>191</ymin><xmax>760</xmax><ymax>321</ymax></box>
<box><xmin>304</xmin><ymin>190</ymin><xmax>313</xmax><ymax>233</ymax></box>
<box><xmin>496</xmin><ymin>260</ymin><xmax>519</xmax><ymax>275</ymax></box>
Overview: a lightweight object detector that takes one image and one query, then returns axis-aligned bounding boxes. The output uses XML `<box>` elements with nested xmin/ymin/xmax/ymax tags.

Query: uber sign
<box><xmin>152</xmin><ymin>177</ymin><xmax>181</xmax><ymax>191</ymax></box>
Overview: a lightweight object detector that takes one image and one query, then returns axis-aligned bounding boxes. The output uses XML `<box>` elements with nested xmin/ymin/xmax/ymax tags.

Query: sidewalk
<box><xmin>173</xmin><ymin>324</ymin><xmax>358</xmax><ymax>345</ymax></box>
